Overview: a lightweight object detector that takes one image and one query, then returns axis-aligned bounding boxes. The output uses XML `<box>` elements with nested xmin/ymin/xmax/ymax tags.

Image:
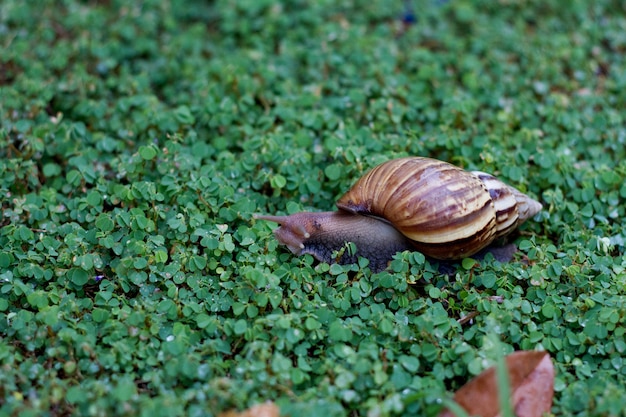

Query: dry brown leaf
<box><xmin>218</xmin><ymin>401</ymin><xmax>280</xmax><ymax>417</ymax></box>
<box><xmin>439</xmin><ymin>350</ymin><xmax>554</xmax><ymax>417</ymax></box>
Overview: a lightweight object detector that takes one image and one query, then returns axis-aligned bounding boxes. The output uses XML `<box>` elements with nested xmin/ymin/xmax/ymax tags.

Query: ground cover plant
<box><xmin>1</xmin><ymin>0</ymin><xmax>625</xmax><ymax>416</ymax></box>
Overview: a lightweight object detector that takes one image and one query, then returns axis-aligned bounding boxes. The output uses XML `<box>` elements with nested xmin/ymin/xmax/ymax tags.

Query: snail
<box><xmin>255</xmin><ymin>157</ymin><xmax>542</xmax><ymax>272</ymax></box>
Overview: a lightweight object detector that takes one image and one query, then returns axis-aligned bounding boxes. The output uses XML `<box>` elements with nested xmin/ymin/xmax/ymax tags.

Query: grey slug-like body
<box><xmin>256</xmin><ymin>157</ymin><xmax>542</xmax><ymax>271</ymax></box>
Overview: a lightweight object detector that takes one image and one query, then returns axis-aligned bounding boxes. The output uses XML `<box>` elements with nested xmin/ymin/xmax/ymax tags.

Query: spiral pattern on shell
<box><xmin>336</xmin><ymin>157</ymin><xmax>542</xmax><ymax>260</ymax></box>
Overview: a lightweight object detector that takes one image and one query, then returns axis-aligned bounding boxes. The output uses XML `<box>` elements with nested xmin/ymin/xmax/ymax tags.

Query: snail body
<box><xmin>256</xmin><ymin>157</ymin><xmax>542</xmax><ymax>271</ymax></box>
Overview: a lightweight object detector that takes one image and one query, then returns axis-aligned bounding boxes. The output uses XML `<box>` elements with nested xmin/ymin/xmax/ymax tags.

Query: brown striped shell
<box><xmin>336</xmin><ymin>157</ymin><xmax>542</xmax><ymax>260</ymax></box>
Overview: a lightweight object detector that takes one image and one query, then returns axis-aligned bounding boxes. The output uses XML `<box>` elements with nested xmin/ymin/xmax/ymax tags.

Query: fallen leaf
<box><xmin>439</xmin><ymin>351</ymin><xmax>554</xmax><ymax>417</ymax></box>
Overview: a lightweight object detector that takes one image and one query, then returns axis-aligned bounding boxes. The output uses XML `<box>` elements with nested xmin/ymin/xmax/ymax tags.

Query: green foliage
<box><xmin>1</xmin><ymin>0</ymin><xmax>625</xmax><ymax>416</ymax></box>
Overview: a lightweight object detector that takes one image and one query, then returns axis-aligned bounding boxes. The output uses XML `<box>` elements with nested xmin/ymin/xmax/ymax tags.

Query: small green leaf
<box><xmin>14</xmin><ymin>119</ymin><xmax>33</xmax><ymax>132</ymax></box>
<box><xmin>233</xmin><ymin>319</ymin><xmax>247</xmax><ymax>335</ymax></box>
<box><xmin>66</xmin><ymin>386</ymin><xmax>86</xmax><ymax>404</ymax></box>
<box><xmin>76</xmin><ymin>254</ymin><xmax>94</xmax><ymax>271</ymax></box>
<box><xmin>174</xmin><ymin>105</ymin><xmax>195</xmax><ymax>124</ymax></box>
<box><xmin>190</xmin><ymin>255</ymin><xmax>207</xmax><ymax>270</ymax></box>
<box><xmin>480</xmin><ymin>272</ymin><xmax>497</xmax><ymax>289</ymax></box>
<box><xmin>92</xmin><ymin>308</ymin><xmax>110</xmax><ymax>322</ymax></box>
<box><xmin>113</xmin><ymin>376</ymin><xmax>137</xmax><ymax>402</ymax></box>
<box><xmin>69</xmin><ymin>268</ymin><xmax>89</xmax><ymax>286</ymax></box>
<box><xmin>305</xmin><ymin>317</ymin><xmax>322</xmax><ymax>330</ymax></box>
<box><xmin>329</xmin><ymin>320</ymin><xmax>352</xmax><ymax>342</ymax></box>
<box><xmin>518</xmin><ymin>240</ymin><xmax>533</xmax><ymax>251</ymax></box>
<box><xmin>66</xmin><ymin>169</ymin><xmax>82</xmax><ymax>186</ymax></box>
<box><xmin>133</xmin><ymin>257</ymin><xmax>148</xmax><ymax>269</ymax></box>
<box><xmin>324</xmin><ymin>164</ymin><xmax>342</xmax><ymax>181</ymax></box>
<box><xmin>95</xmin><ymin>214</ymin><xmax>115</xmax><ymax>232</ymax></box>
<box><xmin>379</xmin><ymin>318</ymin><xmax>394</xmax><ymax>334</ymax></box>
<box><xmin>399</xmin><ymin>355</ymin><xmax>420</xmax><ymax>373</ymax></box>
<box><xmin>86</xmin><ymin>190</ymin><xmax>102</xmax><ymax>207</ymax></box>
<box><xmin>0</xmin><ymin>252</ymin><xmax>12</xmax><ymax>268</ymax></box>
<box><xmin>329</xmin><ymin>263</ymin><xmax>345</xmax><ymax>275</ymax></box>
<box><xmin>461</xmin><ymin>258</ymin><xmax>477</xmax><ymax>270</ymax></box>
<box><xmin>428</xmin><ymin>286</ymin><xmax>441</xmax><ymax>298</ymax></box>
<box><xmin>27</xmin><ymin>291</ymin><xmax>48</xmax><ymax>309</ymax></box>
<box><xmin>270</xmin><ymin>174</ymin><xmax>287</xmax><ymax>189</ymax></box>
<box><xmin>196</xmin><ymin>313</ymin><xmax>215</xmax><ymax>330</ymax></box>
<box><xmin>154</xmin><ymin>249</ymin><xmax>168</xmax><ymax>263</ymax></box>
<box><xmin>139</xmin><ymin>145</ymin><xmax>157</xmax><ymax>160</ymax></box>
<box><xmin>43</xmin><ymin>163</ymin><xmax>62</xmax><ymax>177</ymax></box>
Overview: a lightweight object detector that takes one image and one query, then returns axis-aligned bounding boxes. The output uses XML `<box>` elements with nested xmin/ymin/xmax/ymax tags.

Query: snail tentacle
<box><xmin>254</xmin><ymin>213</ymin><xmax>310</xmax><ymax>254</ymax></box>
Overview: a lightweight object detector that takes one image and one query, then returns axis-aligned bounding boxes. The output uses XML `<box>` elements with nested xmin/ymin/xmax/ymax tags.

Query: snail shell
<box><xmin>256</xmin><ymin>157</ymin><xmax>542</xmax><ymax>270</ymax></box>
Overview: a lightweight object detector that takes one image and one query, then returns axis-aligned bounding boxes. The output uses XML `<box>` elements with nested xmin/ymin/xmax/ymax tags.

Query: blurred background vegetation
<box><xmin>1</xmin><ymin>0</ymin><xmax>625</xmax><ymax>416</ymax></box>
